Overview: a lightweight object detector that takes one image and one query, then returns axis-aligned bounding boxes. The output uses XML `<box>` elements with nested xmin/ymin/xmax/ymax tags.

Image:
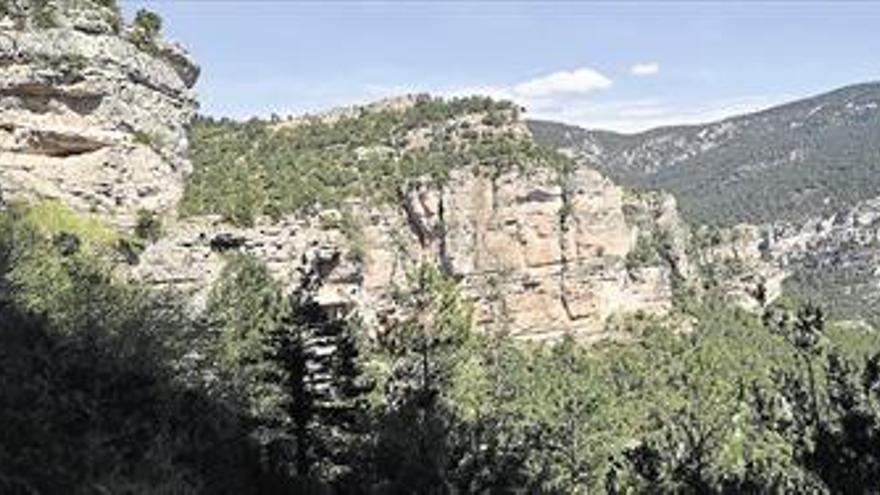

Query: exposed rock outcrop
<box><xmin>0</xmin><ymin>2</ymin><xmax>726</xmax><ymax>340</ymax></box>
<box><xmin>136</xmin><ymin>163</ymin><xmax>688</xmax><ymax>340</ymax></box>
<box><xmin>0</xmin><ymin>0</ymin><xmax>199</xmax><ymax>228</ymax></box>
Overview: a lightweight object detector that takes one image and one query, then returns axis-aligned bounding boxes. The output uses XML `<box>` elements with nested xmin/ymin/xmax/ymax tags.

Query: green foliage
<box><xmin>625</xmin><ymin>227</ymin><xmax>675</xmax><ymax>274</ymax></box>
<box><xmin>206</xmin><ymin>253</ymin><xmax>285</xmax><ymax>417</ymax></box>
<box><xmin>6</xmin><ymin>199</ymin><xmax>880</xmax><ymax>492</ymax></box>
<box><xmin>203</xmin><ymin>253</ymin><xmax>377</xmax><ymax>489</ymax></box>
<box><xmin>625</xmin><ymin>231</ymin><xmax>660</xmax><ymax>271</ymax></box>
<box><xmin>20</xmin><ymin>199</ymin><xmax>117</xmax><ymax>247</ymax></box>
<box><xmin>783</xmin><ymin>246</ymin><xmax>880</xmax><ymax>325</ymax></box>
<box><xmin>0</xmin><ymin>207</ymin><xmax>255</xmax><ymax>494</ymax></box>
<box><xmin>134</xmin><ymin>208</ymin><xmax>162</xmax><ymax>243</ymax></box>
<box><xmin>530</xmin><ymin>83</ymin><xmax>880</xmax><ymax>226</ymax></box>
<box><xmin>337</xmin><ymin>210</ymin><xmax>367</xmax><ymax>262</ymax></box>
<box><xmin>133</xmin><ymin>8</ymin><xmax>161</xmax><ymax>35</ymax></box>
<box><xmin>379</xmin><ymin>264</ymin><xmax>475</xmax><ymax>407</ymax></box>
<box><xmin>366</xmin><ymin>264</ymin><xmax>488</xmax><ymax>491</ymax></box>
<box><xmin>182</xmin><ymin>97</ymin><xmax>569</xmax><ymax>225</ymax></box>
<box><xmin>0</xmin><ymin>202</ymin><xmax>143</xmax><ymax>330</ymax></box>
<box><xmin>129</xmin><ymin>8</ymin><xmax>163</xmax><ymax>53</ymax></box>
<box><xmin>263</xmin><ymin>294</ymin><xmax>374</xmax><ymax>487</ymax></box>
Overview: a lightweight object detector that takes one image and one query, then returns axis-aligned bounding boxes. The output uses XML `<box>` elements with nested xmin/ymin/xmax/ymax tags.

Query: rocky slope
<box><xmin>529</xmin><ymin>82</ymin><xmax>880</xmax><ymax>226</ymax></box>
<box><xmin>17</xmin><ymin>2</ymin><xmax>873</xmax><ymax>339</ymax></box>
<box><xmin>0</xmin><ymin>0</ymin><xmax>199</xmax><ymax>228</ymax></box>
<box><xmin>0</xmin><ymin>2</ymin><xmax>695</xmax><ymax>340</ymax></box>
<box><xmin>137</xmin><ymin>137</ymin><xmax>690</xmax><ymax>341</ymax></box>
<box><xmin>530</xmin><ymin>85</ymin><xmax>880</xmax><ymax>323</ymax></box>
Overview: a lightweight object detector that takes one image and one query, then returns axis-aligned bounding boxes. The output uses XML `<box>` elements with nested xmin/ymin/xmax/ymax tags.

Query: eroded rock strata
<box><xmin>137</xmin><ymin>163</ymin><xmax>687</xmax><ymax>340</ymax></box>
<box><xmin>11</xmin><ymin>1</ymin><xmax>875</xmax><ymax>340</ymax></box>
<box><xmin>0</xmin><ymin>0</ymin><xmax>198</xmax><ymax>228</ymax></box>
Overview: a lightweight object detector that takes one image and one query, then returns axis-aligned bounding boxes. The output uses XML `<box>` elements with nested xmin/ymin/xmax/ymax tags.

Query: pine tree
<box><xmin>373</xmin><ymin>263</ymin><xmax>474</xmax><ymax>491</ymax></box>
<box><xmin>264</xmin><ymin>284</ymin><xmax>373</xmax><ymax>486</ymax></box>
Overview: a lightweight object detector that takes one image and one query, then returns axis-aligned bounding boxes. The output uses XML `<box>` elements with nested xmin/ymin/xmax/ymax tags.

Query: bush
<box><xmin>134</xmin><ymin>209</ymin><xmax>162</xmax><ymax>243</ymax></box>
<box><xmin>133</xmin><ymin>8</ymin><xmax>162</xmax><ymax>36</ymax></box>
<box><xmin>130</xmin><ymin>9</ymin><xmax>163</xmax><ymax>53</ymax></box>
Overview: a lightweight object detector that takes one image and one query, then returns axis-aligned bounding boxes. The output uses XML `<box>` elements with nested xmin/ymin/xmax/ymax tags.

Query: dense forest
<box><xmin>4</xmin><ymin>199</ymin><xmax>880</xmax><ymax>493</ymax></box>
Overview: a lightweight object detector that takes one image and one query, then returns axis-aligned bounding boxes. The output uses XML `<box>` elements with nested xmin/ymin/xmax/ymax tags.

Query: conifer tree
<box><xmin>263</xmin><ymin>259</ymin><xmax>373</xmax><ymax>487</ymax></box>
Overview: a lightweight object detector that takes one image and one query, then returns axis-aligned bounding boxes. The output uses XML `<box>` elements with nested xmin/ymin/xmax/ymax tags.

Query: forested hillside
<box><xmin>182</xmin><ymin>96</ymin><xmax>566</xmax><ymax>226</ymax></box>
<box><xmin>5</xmin><ymin>1</ymin><xmax>880</xmax><ymax>493</ymax></box>
<box><xmin>5</xmin><ymin>202</ymin><xmax>880</xmax><ymax>493</ymax></box>
<box><xmin>529</xmin><ymin>82</ymin><xmax>880</xmax><ymax>226</ymax></box>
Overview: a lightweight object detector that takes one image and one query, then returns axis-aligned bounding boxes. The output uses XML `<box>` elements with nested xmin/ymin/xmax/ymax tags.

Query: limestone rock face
<box><xmin>685</xmin><ymin>198</ymin><xmax>880</xmax><ymax>316</ymax></box>
<box><xmin>365</xmin><ymin>166</ymin><xmax>681</xmax><ymax>340</ymax></box>
<box><xmin>0</xmin><ymin>2</ymin><xmax>692</xmax><ymax>340</ymax></box>
<box><xmin>0</xmin><ymin>0</ymin><xmax>199</xmax><ymax>227</ymax></box>
<box><xmin>137</xmin><ymin>164</ymin><xmax>686</xmax><ymax>340</ymax></box>
<box><xmin>132</xmin><ymin>214</ymin><xmax>361</xmax><ymax>311</ymax></box>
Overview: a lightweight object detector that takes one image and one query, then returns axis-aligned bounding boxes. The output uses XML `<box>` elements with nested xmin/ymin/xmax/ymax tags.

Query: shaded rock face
<box><xmin>132</xmin><ymin>214</ymin><xmax>362</xmax><ymax>312</ymax></box>
<box><xmin>137</xmin><ymin>164</ymin><xmax>686</xmax><ymax>340</ymax></box>
<box><xmin>0</xmin><ymin>0</ymin><xmax>199</xmax><ymax>228</ymax></box>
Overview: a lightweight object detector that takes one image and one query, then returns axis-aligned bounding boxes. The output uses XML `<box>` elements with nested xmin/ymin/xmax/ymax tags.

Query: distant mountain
<box><xmin>529</xmin><ymin>82</ymin><xmax>880</xmax><ymax>226</ymax></box>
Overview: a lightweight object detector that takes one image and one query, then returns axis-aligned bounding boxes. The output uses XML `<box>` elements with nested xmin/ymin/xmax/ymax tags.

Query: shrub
<box><xmin>130</xmin><ymin>9</ymin><xmax>163</xmax><ymax>53</ymax></box>
<box><xmin>22</xmin><ymin>200</ymin><xmax>118</xmax><ymax>247</ymax></box>
<box><xmin>134</xmin><ymin>209</ymin><xmax>162</xmax><ymax>243</ymax></box>
<box><xmin>133</xmin><ymin>8</ymin><xmax>162</xmax><ymax>36</ymax></box>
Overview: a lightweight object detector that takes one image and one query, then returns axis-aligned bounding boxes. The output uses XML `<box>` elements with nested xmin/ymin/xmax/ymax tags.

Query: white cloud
<box><xmin>630</xmin><ymin>62</ymin><xmax>660</xmax><ymax>77</ymax></box>
<box><xmin>526</xmin><ymin>95</ymin><xmax>788</xmax><ymax>133</ymax></box>
<box><xmin>512</xmin><ymin>67</ymin><xmax>613</xmax><ymax>97</ymax></box>
<box><xmin>242</xmin><ymin>65</ymin><xmax>786</xmax><ymax>134</ymax></box>
<box><xmin>354</xmin><ymin>67</ymin><xmax>614</xmax><ymax>107</ymax></box>
<box><xmin>437</xmin><ymin>79</ymin><xmax>783</xmax><ymax>133</ymax></box>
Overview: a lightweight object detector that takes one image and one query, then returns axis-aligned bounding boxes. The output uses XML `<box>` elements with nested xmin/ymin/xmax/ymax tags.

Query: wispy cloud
<box><xmin>512</xmin><ymin>67</ymin><xmax>613</xmax><ymax>97</ymax></box>
<box><xmin>630</xmin><ymin>62</ymin><xmax>660</xmax><ymax>77</ymax></box>
<box><xmin>528</xmin><ymin>95</ymin><xmax>787</xmax><ymax>133</ymax></box>
<box><xmin>229</xmin><ymin>66</ymin><xmax>786</xmax><ymax>134</ymax></box>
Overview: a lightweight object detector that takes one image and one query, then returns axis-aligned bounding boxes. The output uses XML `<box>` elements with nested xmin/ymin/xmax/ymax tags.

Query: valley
<box><xmin>2</xmin><ymin>1</ymin><xmax>880</xmax><ymax>493</ymax></box>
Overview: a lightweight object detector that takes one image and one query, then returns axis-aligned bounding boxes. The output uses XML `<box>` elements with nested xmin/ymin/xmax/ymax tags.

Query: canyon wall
<box><xmin>2</xmin><ymin>2</ymin><xmax>795</xmax><ymax>340</ymax></box>
<box><xmin>0</xmin><ymin>0</ymin><xmax>198</xmax><ymax>228</ymax></box>
<box><xmin>136</xmin><ymin>163</ymin><xmax>688</xmax><ymax>340</ymax></box>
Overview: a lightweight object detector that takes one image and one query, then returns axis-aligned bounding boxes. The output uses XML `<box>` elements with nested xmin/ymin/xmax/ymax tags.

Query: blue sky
<box><xmin>121</xmin><ymin>1</ymin><xmax>880</xmax><ymax>132</ymax></box>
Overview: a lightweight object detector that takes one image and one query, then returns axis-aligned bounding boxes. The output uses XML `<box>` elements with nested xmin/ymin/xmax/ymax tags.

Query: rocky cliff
<box><xmin>0</xmin><ymin>0</ymin><xmax>199</xmax><ymax>228</ymax></box>
<box><xmin>529</xmin><ymin>84</ymin><xmax>880</xmax><ymax>325</ymax></box>
<box><xmin>137</xmin><ymin>156</ymin><xmax>688</xmax><ymax>340</ymax></box>
<box><xmin>0</xmin><ymin>2</ymin><xmax>714</xmax><ymax>340</ymax></box>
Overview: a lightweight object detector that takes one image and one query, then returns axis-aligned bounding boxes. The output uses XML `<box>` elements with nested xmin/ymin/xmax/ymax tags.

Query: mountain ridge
<box><xmin>534</xmin><ymin>82</ymin><xmax>880</xmax><ymax>137</ymax></box>
<box><xmin>528</xmin><ymin>81</ymin><xmax>880</xmax><ymax>226</ymax></box>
